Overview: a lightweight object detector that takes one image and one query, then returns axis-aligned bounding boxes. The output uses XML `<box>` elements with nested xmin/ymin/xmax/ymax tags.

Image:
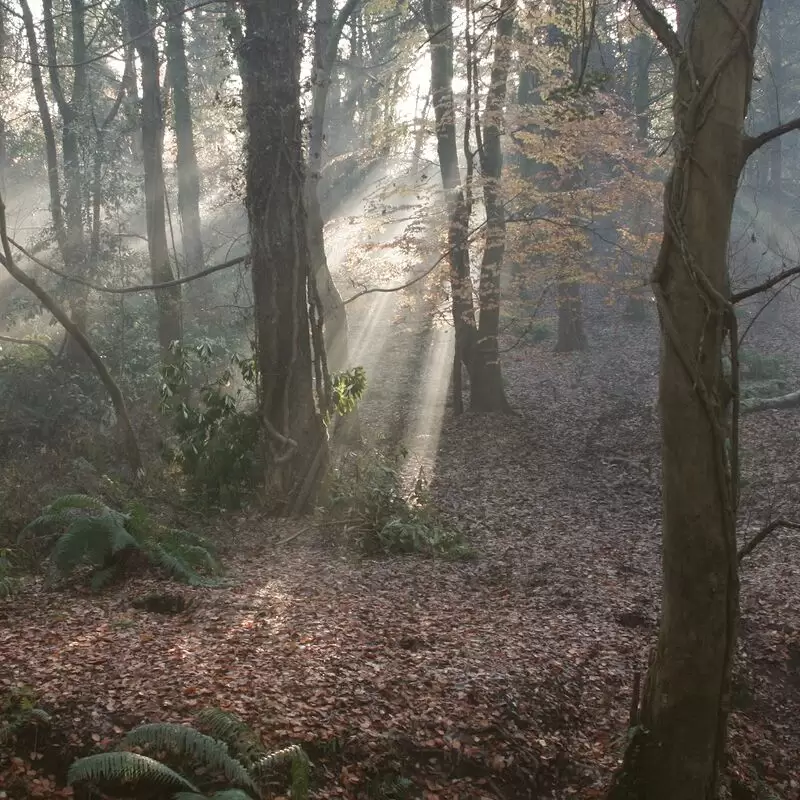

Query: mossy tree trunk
<box><xmin>239</xmin><ymin>0</ymin><xmax>329</xmax><ymax>511</ymax></box>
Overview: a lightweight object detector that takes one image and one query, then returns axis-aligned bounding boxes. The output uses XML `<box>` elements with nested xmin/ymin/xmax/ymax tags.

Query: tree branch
<box><xmin>731</xmin><ymin>264</ymin><xmax>800</xmax><ymax>303</ymax></box>
<box><xmin>0</xmin><ymin>333</ymin><xmax>56</xmax><ymax>358</ymax></box>
<box><xmin>0</xmin><ymin>194</ymin><xmax>143</xmax><ymax>473</ymax></box>
<box><xmin>738</xmin><ymin>518</ymin><xmax>800</xmax><ymax>562</ymax></box>
<box><xmin>9</xmin><ymin>236</ymin><xmax>247</xmax><ymax>293</ymax></box>
<box><xmin>742</xmin><ymin>116</ymin><xmax>800</xmax><ymax>160</ymax></box>
<box><xmin>630</xmin><ymin>0</ymin><xmax>683</xmax><ymax>62</ymax></box>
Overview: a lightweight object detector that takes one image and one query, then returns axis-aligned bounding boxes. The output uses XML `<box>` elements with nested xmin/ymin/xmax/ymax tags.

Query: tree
<box><xmin>306</xmin><ymin>0</ymin><xmax>361</xmax><ymax>376</ymax></box>
<box><xmin>164</xmin><ymin>0</ymin><xmax>205</xmax><ymax>279</ymax></box>
<box><xmin>124</xmin><ymin>0</ymin><xmax>183</xmax><ymax>361</ymax></box>
<box><xmin>422</xmin><ymin>0</ymin><xmax>512</xmax><ymax>412</ymax></box>
<box><xmin>607</xmin><ymin>1</ymin><xmax>800</xmax><ymax>797</ymax></box>
<box><xmin>239</xmin><ymin>0</ymin><xmax>329</xmax><ymax>511</ymax></box>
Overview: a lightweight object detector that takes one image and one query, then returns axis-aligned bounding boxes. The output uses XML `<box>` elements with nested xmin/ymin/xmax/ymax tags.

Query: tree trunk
<box><xmin>239</xmin><ymin>0</ymin><xmax>329</xmax><ymax>511</ymax></box>
<box><xmin>40</xmin><ymin>0</ymin><xmax>91</xmax><ymax>361</ymax></box>
<box><xmin>0</xmin><ymin>7</ymin><xmax>7</xmax><ymax>176</ymax></box>
<box><xmin>125</xmin><ymin>0</ymin><xmax>183</xmax><ymax>361</ymax></box>
<box><xmin>165</xmin><ymin>0</ymin><xmax>204</xmax><ymax>278</ymax></box>
<box><xmin>423</xmin><ymin>0</ymin><xmax>478</xmax><ymax>390</ymax></box>
<box><xmin>306</xmin><ymin>0</ymin><xmax>360</xmax><ymax>376</ymax></box>
<box><xmin>472</xmin><ymin>0</ymin><xmax>514</xmax><ymax>412</ymax></box>
<box><xmin>607</xmin><ymin>1</ymin><xmax>763</xmax><ymax>797</ymax></box>
<box><xmin>555</xmin><ymin>279</ymin><xmax>587</xmax><ymax>352</ymax></box>
<box><xmin>766</xmin><ymin>0</ymin><xmax>782</xmax><ymax>196</ymax></box>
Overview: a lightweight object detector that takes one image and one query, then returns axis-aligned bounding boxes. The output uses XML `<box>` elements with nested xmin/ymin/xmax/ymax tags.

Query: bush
<box><xmin>68</xmin><ymin>710</ymin><xmax>310</xmax><ymax>799</ymax></box>
<box><xmin>18</xmin><ymin>494</ymin><xmax>221</xmax><ymax>590</ymax></box>
<box><xmin>160</xmin><ymin>343</ymin><xmax>261</xmax><ymax>509</ymax></box>
<box><xmin>0</xmin><ymin>546</ymin><xmax>20</xmax><ymax>597</ymax></box>
<box><xmin>0</xmin><ymin>686</ymin><xmax>50</xmax><ymax>746</ymax></box>
<box><xmin>324</xmin><ymin>448</ymin><xmax>469</xmax><ymax>557</ymax></box>
<box><xmin>732</xmin><ymin>349</ymin><xmax>789</xmax><ymax>401</ymax></box>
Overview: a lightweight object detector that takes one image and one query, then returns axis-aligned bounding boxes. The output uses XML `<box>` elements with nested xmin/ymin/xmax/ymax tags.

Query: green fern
<box><xmin>120</xmin><ymin>723</ymin><xmax>257</xmax><ymax>794</ymax></box>
<box><xmin>21</xmin><ymin>495</ymin><xmax>220</xmax><ymax>590</ymax></box>
<box><xmin>68</xmin><ymin>751</ymin><xmax>200</xmax><ymax>793</ymax></box>
<box><xmin>197</xmin><ymin>708</ymin><xmax>265</xmax><ymax>767</ymax></box>
<box><xmin>51</xmin><ymin>514</ymin><xmax>139</xmax><ymax>574</ymax></box>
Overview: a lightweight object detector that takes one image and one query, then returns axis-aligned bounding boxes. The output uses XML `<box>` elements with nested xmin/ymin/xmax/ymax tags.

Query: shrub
<box><xmin>324</xmin><ymin>448</ymin><xmax>469</xmax><ymax>557</ymax></box>
<box><xmin>160</xmin><ymin>343</ymin><xmax>261</xmax><ymax>510</ymax></box>
<box><xmin>0</xmin><ymin>686</ymin><xmax>50</xmax><ymax>746</ymax></box>
<box><xmin>68</xmin><ymin>710</ymin><xmax>310</xmax><ymax>799</ymax></box>
<box><xmin>0</xmin><ymin>546</ymin><xmax>20</xmax><ymax>597</ymax></box>
<box><xmin>19</xmin><ymin>494</ymin><xmax>221</xmax><ymax>590</ymax></box>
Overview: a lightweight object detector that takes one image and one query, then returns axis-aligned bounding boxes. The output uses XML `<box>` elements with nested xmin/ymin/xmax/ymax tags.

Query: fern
<box><xmin>252</xmin><ymin>744</ymin><xmax>307</xmax><ymax>773</ymax></box>
<box><xmin>68</xmin><ymin>751</ymin><xmax>200</xmax><ymax>793</ymax></box>
<box><xmin>196</xmin><ymin>708</ymin><xmax>265</xmax><ymax>766</ymax></box>
<box><xmin>21</xmin><ymin>495</ymin><xmax>220</xmax><ymax>590</ymax></box>
<box><xmin>120</xmin><ymin>723</ymin><xmax>257</xmax><ymax>794</ymax></box>
<box><xmin>50</xmin><ymin>514</ymin><xmax>139</xmax><ymax>575</ymax></box>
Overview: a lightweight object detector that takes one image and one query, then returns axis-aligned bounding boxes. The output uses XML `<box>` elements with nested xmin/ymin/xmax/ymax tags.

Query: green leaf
<box><xmin>121</xmin><ymin>723</ymin><xmax>257</xmax><ymax>793</ymax></box>
<box><xmin>68</xmin><ymin>752</ymin><xmax>199</xmax><ymax>793</ymax></box>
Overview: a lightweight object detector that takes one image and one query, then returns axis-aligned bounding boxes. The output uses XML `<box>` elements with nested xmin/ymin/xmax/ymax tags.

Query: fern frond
<box><xmin>90</xmin><ymin>565</ymin><xmax>122</xmax><ymax>592</ymax></box>
<box><xmin>0</xmin><ymin>576</ymin><xmax>18</xmax><ymax>598</ymax></box>
<box><xmin>45</xmin><ymin>494</ymin><xmax>109</xmax><ymax>513</ymax></box>
<box><xmin>290</xmin><ymin>750</ymin><xmax>310</xmax><ymax>800</ymax></box>
<box><xmin>50</xmin><ymin>515</ymin><xmax>137</xmax><ymax>575</ymax></box>
<box><xmin>143</xmin><ymin>543</ymin><xmax>208</xmax><ymax>585</ymax></box>
<box><xmin>252</xmin><ymin>744</ymin><xmax>307</xmax><ymax>773</ymax></box>
<box><xmin>196</xmin><ymin>708</ymin><xmax>264</xmax><ymax>765</ymax></box>
<box><xmin>121</xmin><ymin>723</ymin><xmax>257</xmax><ymax>793</ymax></box>
<box><xmin>68</xmin><ymin>751</ymin><xmax>199</xmax><ymax>793</ymax></box>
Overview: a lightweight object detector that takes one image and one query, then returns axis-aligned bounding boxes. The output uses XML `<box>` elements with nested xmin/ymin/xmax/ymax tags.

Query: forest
<box><xmin>0</xmin><ymin>0</ymin><xmax>799</xmax><ymax>797</ymax></box>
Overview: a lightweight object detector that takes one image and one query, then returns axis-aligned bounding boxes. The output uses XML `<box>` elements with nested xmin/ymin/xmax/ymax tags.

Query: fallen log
<box><xmin>741</xmin><ymin>389</ymin><xmax>800</xmax><ymax>414</ymax></box>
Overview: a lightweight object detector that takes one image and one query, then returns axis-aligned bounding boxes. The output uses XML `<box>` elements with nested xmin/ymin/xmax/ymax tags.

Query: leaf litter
<box><xmin>1</xmin><ymin>295</ymin><xmax>799</xmax><ymax>799</ymax></box>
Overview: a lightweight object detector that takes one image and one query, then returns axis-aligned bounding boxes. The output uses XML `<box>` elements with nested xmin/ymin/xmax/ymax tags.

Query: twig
<box><xmin>0</xmin><ymin>333</ymin><xmax>56</xmax><ymax>358</ymax></box>
<box><xmin>277</xmin><ymin>526</ymin><xmax>312</xmax><ymax>546</ymax></box>
<box><xmin>9</xmin><ymin>236</ymin><xmax>247</xmax><ymax>294</ymax></box>
<box><xmin>738</xmin><ymin>517</ymin><xmax>800</xmax><ymax>562</ymax></box>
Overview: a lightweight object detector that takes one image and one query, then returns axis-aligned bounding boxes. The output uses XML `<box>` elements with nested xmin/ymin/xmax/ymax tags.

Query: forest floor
<box><xmin>2</xmin><ymin>290</ymin><xmax>800</xmax><ymax>800</ymax></box>
<box><xmin>2</xmin><ymin>176</ymin><xmax>800</xmax><ymax>798</ymax></box>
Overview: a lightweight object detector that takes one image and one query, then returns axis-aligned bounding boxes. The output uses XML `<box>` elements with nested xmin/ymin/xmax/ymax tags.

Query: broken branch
<box><xmin>738</xmin><ymin>518</ymin><xmax>800</xmax><ymax>562</ymax></box>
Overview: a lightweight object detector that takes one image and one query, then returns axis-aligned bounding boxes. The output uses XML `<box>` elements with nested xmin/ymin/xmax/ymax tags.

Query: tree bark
<box><xmin>556</xmin><ymin>279</ymin><xmax>587</xmax><ymax>352</ymax></box>
<box><xmin>125</xmin><ymin>0</ymin><xmax>183</xmax><ymax>362</ymax></box>
<box><xmin>423</xmin><ymin>0</ymin><xmax>478</xmax><ymax>389</ymax></box>
<box><xmin>306</xmin><ymin>0</ymin><xmax>360</xmax><ymax>375</ymax></box>
<box><xmin>472</xmin><ymin>0</ymin><xmax>514</xmax><ymax>412</ymax></box>
<box><xmin>165</xmin><ymin>0</ymin><xmax>205</xmax><ymax>278</ymax></box>
<box><xmin>607</xmin><ymin>1</ymin><xmax>764</xmax><ymax>797</ymax></box>
<box><xmin>239</xmin><ymin>0</ymin><xmax>329</xmax><ymax>511</ymax></box>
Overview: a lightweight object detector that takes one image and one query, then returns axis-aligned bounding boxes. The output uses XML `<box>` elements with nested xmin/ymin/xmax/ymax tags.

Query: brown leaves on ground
<box><xmin>1</xmin><ymin>296</ymin><xmax>799</xmax><ymax>799</ymax></box>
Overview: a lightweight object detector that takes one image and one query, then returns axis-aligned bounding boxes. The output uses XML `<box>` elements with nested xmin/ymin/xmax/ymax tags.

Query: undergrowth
<box><xmin>323</xmin><ymin>448</ymin><xmax>469</xmax><ymax>558</ymax></box>
<box><xmin>0</xmin><ymin>686</ymin><xmax>50</xmax><ymax>746</ymax></box>
<box><xmin>18</xmin><ymin>494</ymin><xmax>222</xmax><ymax>590</ymax></box>
<box><xmin>68</xmin><ymin>709</ymin><xmax>310</xmax><ymax>799</ymax></box>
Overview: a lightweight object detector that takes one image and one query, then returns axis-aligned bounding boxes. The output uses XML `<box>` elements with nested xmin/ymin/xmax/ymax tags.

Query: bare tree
<box><xmin>124</xmin><ymin>0</ymin><xmax>183</xmax><ymax>361</ymax></box>
<box><xmin>607</xmin><ymin>1</ymin><xmax>800</xmax><ymax>797</ymax></box>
